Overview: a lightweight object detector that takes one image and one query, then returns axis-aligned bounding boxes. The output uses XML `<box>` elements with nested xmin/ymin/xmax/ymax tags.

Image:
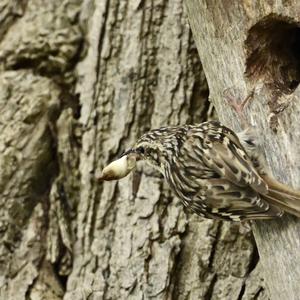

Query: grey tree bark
<box><xmin>0</xmin><ymin>0</ymin><xmax>273</xmax><ymax>299</ymax></box>
<box><xmin>185</xmin><ymin>1</ymin><xmax>300</xmax><ymax>300</ymax></box>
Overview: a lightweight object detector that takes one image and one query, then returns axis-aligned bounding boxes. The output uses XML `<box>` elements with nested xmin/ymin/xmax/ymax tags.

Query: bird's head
<box><xmin>98</xmin><ymin>126</ymin><xmax>187</xmax><ymax>181</ymax></box>
<box><xmin>124</xmin><ymin>126</ymin><xmax>186</xmax><ymax>173</ymax></box>
<box><xmin>129</xmin><ymin>140</ymin><xmax>164</xmax><ymax>173</ymax></box>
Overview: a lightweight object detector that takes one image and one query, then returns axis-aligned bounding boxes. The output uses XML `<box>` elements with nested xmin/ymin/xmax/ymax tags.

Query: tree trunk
<box><xmin>184</xmin><ymin>1</ymin><xmax>300</xmax><ymax>299</ymax></box>
<box><xmin>0</xmin><ymin>1</ymin><xmax>273</xmax><ymax>299</ymax></box>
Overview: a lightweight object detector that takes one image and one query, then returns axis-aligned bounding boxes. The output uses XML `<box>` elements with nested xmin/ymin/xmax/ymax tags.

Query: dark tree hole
<box><xmin>245</xmin><ymin>14</ymin><xmax>300</xmax><ymax>95</ymax></box>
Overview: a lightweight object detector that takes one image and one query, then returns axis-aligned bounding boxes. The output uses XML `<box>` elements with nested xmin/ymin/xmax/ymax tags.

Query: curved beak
<box><xmin>120</xmin><ymin>148</ymin><xmax>141</xmax><ymax>161</ymax></box>
<box><xmin>120</xmin><ymin>148</ymin><xmax>134</xmax><ymax>157</ymax></box>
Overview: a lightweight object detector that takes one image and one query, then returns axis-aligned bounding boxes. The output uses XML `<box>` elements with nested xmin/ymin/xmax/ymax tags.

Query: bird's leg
<box><xmin>223</xmin><ymin>88</ymin><xmax>266</xmax><ymax>172</ymax></box>
<box><xmin>223</xmin><ymin>89</ymin><xmax>254</xmax><ymax>134</ymax></box>
<box><xmin>223</xmin><ymin>88</ymin><xmax>255</xmax><ymax>129</ymax></box>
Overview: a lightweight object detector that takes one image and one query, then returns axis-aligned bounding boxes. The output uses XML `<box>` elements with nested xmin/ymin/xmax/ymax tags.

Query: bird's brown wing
<box><xmin>185</xmin><ymin>124</ymin><xmax>282</xmax><ymax>219</ymax></box>
<box><xmin>202</xmin><ymin>128</ymin><xmax>268</xmax><ymax>195</ymax></box>
<box><xmin>190</xmin><ymin>177</ymin><xmax>277</xmax><ymax>221</ymax></box>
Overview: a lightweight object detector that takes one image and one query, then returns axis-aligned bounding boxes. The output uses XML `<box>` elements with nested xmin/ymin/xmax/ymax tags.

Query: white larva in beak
<box><xmin>98</xmin><ymin>153</ymin><xmax>137</xmax><ymax>181</ymax></box>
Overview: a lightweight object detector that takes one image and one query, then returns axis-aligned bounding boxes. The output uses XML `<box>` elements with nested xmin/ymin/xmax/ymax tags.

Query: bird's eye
<box><xmin>137</xmin><ymin>146</ymin><xmax>145</xmax><ymax>154</ymax></box>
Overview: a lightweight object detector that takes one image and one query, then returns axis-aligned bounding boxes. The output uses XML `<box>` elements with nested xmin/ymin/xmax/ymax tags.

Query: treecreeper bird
<box><xmin>98</xmin><ymin>95</ymin><xmax>300</xmax><ymax>221</ymax></box>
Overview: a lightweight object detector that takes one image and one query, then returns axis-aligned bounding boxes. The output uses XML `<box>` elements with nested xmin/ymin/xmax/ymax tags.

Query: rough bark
<box><xmin>185</xmin><ymin>1</ymin><xmax>300</xmax><ymax>300</ymax></box>
<box><xmin>0</xmin><ymin>0</ymin><xmax>273</xmax><ymax>299</ymax></box>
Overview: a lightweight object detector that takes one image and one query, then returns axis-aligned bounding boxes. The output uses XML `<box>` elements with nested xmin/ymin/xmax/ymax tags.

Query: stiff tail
<box><xmin>261</xmin><ymin>175</ymin><xmax>300</xmax><ymax>218</ymax></box>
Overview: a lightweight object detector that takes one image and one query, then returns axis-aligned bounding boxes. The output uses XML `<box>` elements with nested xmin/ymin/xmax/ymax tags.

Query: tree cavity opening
<box><xmin>245</xmin><ymin>14</ymin><xmax>300</xmax><ymax>95</ymax></box>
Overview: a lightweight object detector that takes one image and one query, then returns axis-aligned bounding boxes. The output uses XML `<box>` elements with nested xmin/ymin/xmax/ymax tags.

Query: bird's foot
<box><xmin>223</xmin><ymin>88</ymin><xmax>255</xmax><ymax>128</ymax></box>
<box><xmin>223</xmin><ymin>88</ymin><xmax>254</xmax><ymax>117</ymax></box>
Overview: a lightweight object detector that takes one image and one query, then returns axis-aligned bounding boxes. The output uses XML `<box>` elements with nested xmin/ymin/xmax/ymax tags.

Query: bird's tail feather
<box><xmin>261</xmin><ymin>175</ymin><xmax>300</xmax><ymax>218</ymax></box>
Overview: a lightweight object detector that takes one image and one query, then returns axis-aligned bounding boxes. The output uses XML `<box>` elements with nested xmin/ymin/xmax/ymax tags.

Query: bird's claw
<box><xmin>223</xmin><ymin>88</ymin><xmax>254</xmax><ymax>118</ymax></box>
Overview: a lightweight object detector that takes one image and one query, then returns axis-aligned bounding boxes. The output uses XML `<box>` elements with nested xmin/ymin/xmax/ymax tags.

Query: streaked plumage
<box><xmin>130</xmin><ymin>121</ymin><xmax>300</xmax><ymax>221</ymax></box>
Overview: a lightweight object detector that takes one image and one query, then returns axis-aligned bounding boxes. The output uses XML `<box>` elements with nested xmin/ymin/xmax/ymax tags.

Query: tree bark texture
<box><xmin>185</xmin><ymin>1</ymin><xmax>300</xmax><ymax>300</ymax></box>
<box><xmin>0</xmin><ymin>0</ymin><xmax>273</xmax><ymax>299</ymax></box>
